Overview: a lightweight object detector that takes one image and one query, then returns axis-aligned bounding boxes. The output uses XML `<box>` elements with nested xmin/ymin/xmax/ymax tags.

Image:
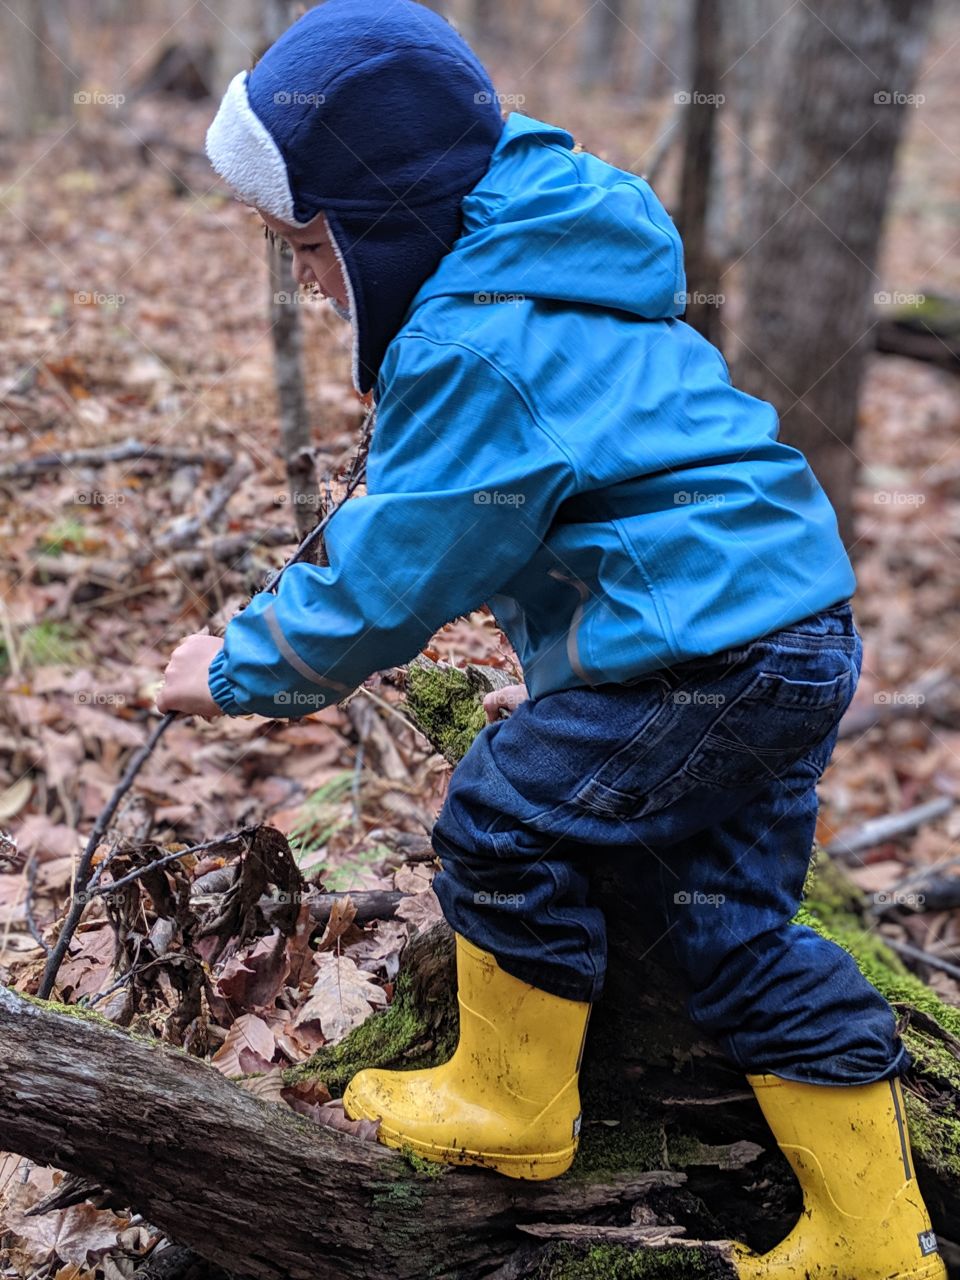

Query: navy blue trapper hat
<box><xmin>205</xmin><ymin>0</ymin><xmax>505</xmax><ymax>394</ymax></box>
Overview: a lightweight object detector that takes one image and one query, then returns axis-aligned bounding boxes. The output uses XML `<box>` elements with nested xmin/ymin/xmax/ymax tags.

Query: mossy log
<box><xmin>1</xmin><ymin>663</ymin><xmax>958</xmax><ymax>1279</ymax></box>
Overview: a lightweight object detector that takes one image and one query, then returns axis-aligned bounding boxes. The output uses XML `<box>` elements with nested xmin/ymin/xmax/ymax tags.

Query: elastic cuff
<box><xmin>207</xmin><ymin>648</ymin><xmax>246</xmax><ymax>716</ymax></box>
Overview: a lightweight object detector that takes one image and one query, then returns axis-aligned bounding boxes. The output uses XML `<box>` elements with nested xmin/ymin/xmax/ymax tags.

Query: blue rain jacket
<box><xmin>208</xmin><ymin>112</ymin><xmax>855</xmax><ymax>717</ymax></box>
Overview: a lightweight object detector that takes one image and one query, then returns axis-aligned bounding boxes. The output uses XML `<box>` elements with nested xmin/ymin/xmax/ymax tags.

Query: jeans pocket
<box><xmin>682</xmin><ymin>664</ymin><xmax>854</xmax><ymax>790</ymax></box>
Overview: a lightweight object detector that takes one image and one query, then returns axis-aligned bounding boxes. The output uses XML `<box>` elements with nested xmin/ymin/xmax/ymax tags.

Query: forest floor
<box><xmin>1</xmin><ymin>7</ymin><xmax>960</xmax><ymax>1276</ymax></box>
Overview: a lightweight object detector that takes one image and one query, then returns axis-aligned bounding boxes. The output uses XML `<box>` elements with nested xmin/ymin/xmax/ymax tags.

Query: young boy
<box><xmin>157</xmin><ymin>1</ymin><xmax>944</xmax><ymax>1274</ymax></box>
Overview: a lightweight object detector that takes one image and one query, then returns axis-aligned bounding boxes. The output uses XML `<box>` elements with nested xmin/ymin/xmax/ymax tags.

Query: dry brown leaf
<box><xmin>210</xmin><ymin>1013</ymin><xmax>277</xmax><ymax>1076</ymax></box>
<box><xmin>215</xmin><ymin>929</ymin><xmax>290</xmax><ymax>1011</ymax></box>
<box><xmin>394</xmin><ymin>889</ymin><xmax>443</xmax><ymax>932</ymax></box>
<box><xmin>315</xmin><ymin>894</ymin><xmax>359</xmax><ymax>951</ymax></box>
<box><xmin>293</xmin><ymin>952</ymin><xmax>388</xmax><ymax>1045</ymax></box>
<box><xmin>236</xmin><ymin>1065</ymin><xmax>286</xmax><ymax>1103</ymax></box>
<box><xmin>312</xmin><ymin>1098</ymin><xmax>382</xmax><ymax>1142</ymax></box>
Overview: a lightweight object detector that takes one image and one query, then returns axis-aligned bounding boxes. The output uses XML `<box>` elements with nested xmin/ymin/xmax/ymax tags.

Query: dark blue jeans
<box><xmin>432</xmin><ymin>601</ymin><xmax>908</xmax><ymax>1086</ymax></box>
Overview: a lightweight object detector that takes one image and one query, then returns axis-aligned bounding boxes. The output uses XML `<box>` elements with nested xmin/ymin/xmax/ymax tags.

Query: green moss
<box><xmin>368</xmin><ymin>1175</ymin><xmax>451</xmax><ymax>1276</ymax></box>
<box><xmin>284</xmin><ymin>939</ymin><xmax>458</xmax><ymax>1094</ymax></box>
<box><xmin>796</xmin><ymin>850</ymin><xmax>960</xmax><ymax>1180</ymax></box>
<box><xmin>398</xmin><ymin>1146</ymin><xmax>446</xmax><ymax>1178</ymax></box>
<box><xmin>405</xmin><ymin>662</ymin><xmax>487</xmax><ymax>763</ymax></box>
<box><xmin>19</xmin><ymin>993</ymin><xmax>196</xmax><ymax>1059</ymax></box>
<box><xmin>369</xmin><ymin>1177</ymin><xmax>426</xmax><ymax>1214</ymax></box>
<box><xmin>903</xmin><ymin>1096</ymin><xmax>960</xmax><ymax>1181</ymax></box>
<box><xmin>535</xmin><ymin>1242</ymin><xmax>728</xmax><ymax>1279</ymax></box>
<box><xmin>796</xmin><ymin>852</ymin><xmax>960</xmax><ymax>1040</ymax></box>
<box><xmin>21</xmin><ymin>993</ymin><xmax>116</xmax><ymax>1029</ymax></box>
<box><xmin>573</xmin><ymin>1114</ymin><xmax>667</xmax><ymax>1179</ymax></box>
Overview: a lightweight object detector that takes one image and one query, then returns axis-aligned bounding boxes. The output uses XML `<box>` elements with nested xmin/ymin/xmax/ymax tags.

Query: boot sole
<box><xmin>346</xmin><ymin>1094</ymin><xmax>576</xmax><ymax>1181</ymax></box>
<box><xmin>731</xmin><ymin>1243</ymin><xmax>948</xmax><ymax>1279</ymax></box>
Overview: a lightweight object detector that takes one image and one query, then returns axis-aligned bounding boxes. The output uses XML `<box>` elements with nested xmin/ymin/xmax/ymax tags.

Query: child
<box><xmin>158</xmin><ymin>2</ymin><xmax>944</xmax><ymax>1275</ymax></box>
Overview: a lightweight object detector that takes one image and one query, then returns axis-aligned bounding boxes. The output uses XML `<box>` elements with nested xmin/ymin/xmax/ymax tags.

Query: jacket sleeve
<box><xmin>206</xmin><ymin>336</ymin><xmax>578</xmax><ymax>717</ymax></box>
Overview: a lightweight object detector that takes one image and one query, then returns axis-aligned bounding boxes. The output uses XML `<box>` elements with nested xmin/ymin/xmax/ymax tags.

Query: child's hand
<box><xmin>483</xmin><ymin>683</ymin><xmax>528</xmax><ymax>724</ymax></box>
<box><xmin>157</xmin><ymin>634</ymin><xmax>225</xmax><ymax>719</ymax></box>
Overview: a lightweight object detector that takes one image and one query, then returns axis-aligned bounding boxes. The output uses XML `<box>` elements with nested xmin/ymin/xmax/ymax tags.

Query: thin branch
<box><xmin>38</xmin><ymin>713</ymin><xmax>177</xmax><ymax>997</ymax></box>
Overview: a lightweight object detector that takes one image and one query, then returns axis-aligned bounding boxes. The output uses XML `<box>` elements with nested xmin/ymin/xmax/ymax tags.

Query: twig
<box><xmin>37</xmin><ymin>713</ymin><xmax>177</xmax><ymax>998</ymax></box>
<box><xmin>823</xmin><ymin>796</ymin><xmax>953</xmax><ymax>862</ymax></box>
<box><xmin>90</xmin><ymin>828</ymin><xmax>255</xmax><ymax>897</ymax></box>
<box><xmin>885</xmin><ymin>937</ymin><xmax>960</xmax><ymax>984</ymax></box>
<box><xmin>153</xmin><ymin>458</ymin><xmax>252</xmax><ymax>553</ymax></box>
<box><xmin>0</xmin><ymin>439</ymin><xmax>233</xmax><ymax>481</ymax></box>
<box><xmin>24</xmin><ymin>855</ymin><xmax>50</xmax><ymax>954</ymax></box>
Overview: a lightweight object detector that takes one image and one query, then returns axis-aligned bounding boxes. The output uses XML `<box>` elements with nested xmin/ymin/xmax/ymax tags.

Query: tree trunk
<box><xmin>267</xmin><ymin>244</ymin><xmax>321</xmax><ymax>552</ymax></box>
<box><xmin>676</xmin><ymin>0</ymin><xmax>723</xmax><ymax>346</ymax></box>
<box><xmin>579</xmin><ymin>0</ymin><xmax>626</xmax><ymax>92</ymax></box>
<box><xmin>731</xmin><ymin>0</ymin><xmax>933</xmax><ymax>549</ymax></box>
<box><xmin>1</xmin><ymin>0</ymin><xmax>74</xmax><ymax>137</ymax></box>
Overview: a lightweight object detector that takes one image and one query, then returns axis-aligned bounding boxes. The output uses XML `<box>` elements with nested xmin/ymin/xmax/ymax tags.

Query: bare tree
<box><xmin>676</xmin><ymin>0</ymin><xmax>723</xmax><ymax>345</ymax></box>
<box><xmin>579</xmin><ymin>0</ymin><xmax>626</xmax><ymax>91</ymax></box>
<box><xmin>1</xmin><ymin>0</ymin><xmax>74</xmax><ymax>137</ymax></box>
<box><xmin>731</xmin><ymin>0</ymin><xmax>934</xmax><ymax>547</ymax></box>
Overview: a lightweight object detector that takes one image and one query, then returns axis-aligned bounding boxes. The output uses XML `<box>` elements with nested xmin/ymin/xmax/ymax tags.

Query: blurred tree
<box><xmin>676</xmin><ymin>0</ymin><xmax>722</xmax><ymax>345</ymax></box>
<box><xmin>732</xmin><ymin>0</ymin><xmax>933</xmax><ymax>548</ymax></box>
<box><xmin>211</xmin><ymin>0</ymin><xmax>264</xmax><ymax>97</ymax></box>
<box><xmin>1</xmin><ymin>0</ymin><xmax>74</xmax><ymax>137</ymax></box>
<box><xmin>579</xmin><ymin>0</ymin><xmax>626</xmax><ymax>91</ymax></box>
<box><xmin>628</xmin><ymin>0</ymin><xmax>693</xmax><ymax>101</ymax></box>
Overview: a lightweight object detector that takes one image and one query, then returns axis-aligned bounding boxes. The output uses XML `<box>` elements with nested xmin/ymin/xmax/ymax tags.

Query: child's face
<box><xmin>258</xmin><ymin>208</ymin><xmax>348</xmax><ymax>309</ymax></box>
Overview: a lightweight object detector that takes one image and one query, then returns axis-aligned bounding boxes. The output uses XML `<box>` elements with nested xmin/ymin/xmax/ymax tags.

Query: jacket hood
<box><xmin>205</xmin><ymin>0</ymin><xmax>504</xmax><ymax>393</ymax></box>
<box><xmin>407</xmin><ymin>112</ymin><xmax>686</xmax><ymax>323</ymax></box>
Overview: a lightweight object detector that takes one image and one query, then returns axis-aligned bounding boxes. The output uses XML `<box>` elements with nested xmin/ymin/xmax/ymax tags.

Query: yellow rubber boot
<box><xmin>733</xmin><ymin>1073</ymin><xmax>946</xmax><ymax>1279</ymax></box>
<box><xmin>342</xmin><ymin>933</ymin><xmax>591</xmax><ymax>1180</ymax></box>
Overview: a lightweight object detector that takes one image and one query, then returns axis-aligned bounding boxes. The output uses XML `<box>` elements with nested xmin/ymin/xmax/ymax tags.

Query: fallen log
<box><xmin>3</xmin><ymin>846</ymin><xmax>959</xmax><ymax>1279</ymax></box>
